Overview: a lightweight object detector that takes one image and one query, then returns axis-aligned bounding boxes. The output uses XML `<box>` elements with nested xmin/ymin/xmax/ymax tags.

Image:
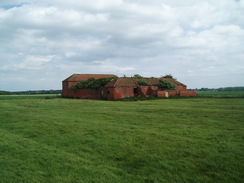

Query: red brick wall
<box><xmin>175</xmin><ymin>86</ymin><xmax>187</xmax><ymax>91</ymax></box>
<box><xmin>179</xmin><ymin>90</ymin><xmax>197</xmax><ymax>97</ymax></box>
<box><xmin>150</xmin><ymin>86</ymin><xmax>158</xmax><ymax>91</ymax></box>
<box><xmin>157</xmin><ymin>91</ymin><xmax>166</xmax><ymax>97</ymax></box>
<box><xmin>150</xmin><ymin>86</ymin><xmax>158</xmax><ymax>96</ymax></box>
<box><xmin>140</xmin><ymin>86</ymin><xmax>150</xmax><ymax>95</ymax></box>
<box><xmin>156</xmin><ymin>90</ymin><xmax>197</xmax><ymax>97</ymax></box>
<box><xmin>101</xmin><ymin>88</ymin><xmax>114</xmax><ymax>100</ymax></box>
<box><xmin>168</xmin><ymin>90</ymin><xmax>179</xmax><ymax>96</ymax></box>
<box><xmin>68</xmin><ymin>81</ymin><xmax>77</xmax><ymax>88</ymax></box>
<box><xmin>62</xmin><ymin>81</ymin><xmax>79</xmax><ymax>97</ymax></box>
<box><xmin>62</xmin><ymin>82</ymin><xmax>69</xmax><ymax>97</ymax></box>
<box><xmin>65</xmin><ymin>89</ymin><xmax>100</xmax><ymax>99</ymax></box>
<box><xmin>111</xmin><ymin>87</ymin><xmax>135</xmax><ymax>100</ymax></box>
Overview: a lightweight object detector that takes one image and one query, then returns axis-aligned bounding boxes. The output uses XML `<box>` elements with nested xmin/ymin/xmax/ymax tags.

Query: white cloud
<box><xmin>93</xmin><ymin>60</ymin><xmax>135</xmax><ymax>73</ymax></box>
<box><xmin>0</xmin><ymin>0</ymin><xmax>244</xmax><ymax>90</ymax></box>
<box><xmin>0</xmin><ymin>55</ymin><xmax>55</xmax><ymax>71</ymax></box>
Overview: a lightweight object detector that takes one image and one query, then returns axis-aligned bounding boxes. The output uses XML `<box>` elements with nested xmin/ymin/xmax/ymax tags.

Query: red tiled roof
<box><xmin>105</xmin><ymin>77</ymin><xmax>186</xmax><ymax>87</ymax></box>
<box><xmin>143</xmin><ymin>78</ymin><xmax>161</xmax><ymax>85</ymax></box>
<box><xmin>132</xmin><ymin>78</ymin><xmax>186</xmax><ymax>86</ymax></box>
<box><xmin>161</xmin><ymin>78</ymin><xmax>186</xmax><ymax>86</ymax></box>
<box><xmin>63</xmin><ymin>74</ymin><xmax>186</xmax><ymax>87</ymax></box>
<box><xmin>105</xmin><ymin>78</ymin><xmax>138</xmax><ymax>87</ymax></box>
<box><xmin>63</xmin><ymin>74</ymin><xmax>117</xmax><ymax>82</ymax></box>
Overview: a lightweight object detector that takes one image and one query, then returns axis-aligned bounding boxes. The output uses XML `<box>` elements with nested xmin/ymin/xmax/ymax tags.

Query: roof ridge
<box><xmin>63</xmin><ymin>74</ymin><xmax>117</xmax><ymax>82</ymax></box>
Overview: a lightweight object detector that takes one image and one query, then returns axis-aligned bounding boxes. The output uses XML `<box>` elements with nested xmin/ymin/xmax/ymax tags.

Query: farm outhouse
<box><xmin>62</xmin><ymin>74</ymin><xmax>197</xmax><ymax>100</ymax></box>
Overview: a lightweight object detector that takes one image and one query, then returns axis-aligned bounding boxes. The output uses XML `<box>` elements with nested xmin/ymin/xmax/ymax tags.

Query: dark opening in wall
<box><xmin>134</xmin><ymin>88</ymin><xmax>137</xmax><ymax>94</ymax></box>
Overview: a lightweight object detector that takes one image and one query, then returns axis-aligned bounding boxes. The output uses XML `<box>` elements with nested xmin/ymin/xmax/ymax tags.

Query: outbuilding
<box><xmin>62</xmin><ymin>74</ymin><xmax>197</xmax><ymax>100</ymax></box>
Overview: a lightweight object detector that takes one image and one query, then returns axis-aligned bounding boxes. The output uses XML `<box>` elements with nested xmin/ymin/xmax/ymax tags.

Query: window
<box><xmin>134</xmin><ymin>88</ymin><xmax>137</xmax><ymax>94</ymax></box>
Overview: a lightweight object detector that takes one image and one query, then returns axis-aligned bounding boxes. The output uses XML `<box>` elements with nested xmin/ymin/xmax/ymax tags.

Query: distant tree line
<box><xmin>0</xmin><ymin>90</ymin><xmax>62</xmax><ymax>95</ymax></box>
<box><xmin>196</xmin><ymin>87</ymin><xmax>244</xmax><ymax>91</ymax></box>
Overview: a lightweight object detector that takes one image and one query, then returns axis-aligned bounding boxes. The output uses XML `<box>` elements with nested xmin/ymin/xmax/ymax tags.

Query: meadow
<box><xmin>0</xmin><ymin>95</ymin><xmax>243</xmax><ymax>182</ymax></box>
<box><xmin>0</xmin><ymin>94</ymin><xmax>60</xmax><ymax>99</ymax></box>
<box><xmin>197</xmin><ymin>91</ymin><xmax>244</xmax><ymax>98</ymax></box>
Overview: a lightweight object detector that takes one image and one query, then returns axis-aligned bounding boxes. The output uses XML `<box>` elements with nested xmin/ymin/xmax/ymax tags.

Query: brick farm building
<box><xmin>62</xmin><ymin>74</ymin><xmax>197</xmax><ymax>100</ymax></box>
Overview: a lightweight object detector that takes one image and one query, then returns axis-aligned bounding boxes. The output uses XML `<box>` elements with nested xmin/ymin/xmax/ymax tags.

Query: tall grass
<box><xmin>0</xmin><ymin>97</ymin><xmax>243</xmax><ymax>182</ymax></box>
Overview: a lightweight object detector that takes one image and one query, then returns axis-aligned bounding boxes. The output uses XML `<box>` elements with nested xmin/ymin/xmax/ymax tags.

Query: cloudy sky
<box><xmin>0</xmin><ymin>0</ymin><xmax>243</xmax><ymax>91</ymax></box>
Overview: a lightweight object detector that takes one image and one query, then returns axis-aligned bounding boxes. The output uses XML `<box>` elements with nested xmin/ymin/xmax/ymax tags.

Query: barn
<box><xmin>62</xmin><ymin>74</ymin><xmax>197</xmax><ymax>100</ymax></box>
<box><xmin>62</xmin><ymin>74</ymin><xmax>116</xmax><ymax>99</ymax></box>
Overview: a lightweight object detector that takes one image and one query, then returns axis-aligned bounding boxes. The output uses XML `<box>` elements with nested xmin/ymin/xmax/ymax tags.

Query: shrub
<box><xmin>137</xmin><ymin>79</ymin><xmax>150</xmax><ymax>86</ymax></box>
<box><xmin>162</xmin><ymin>74</ymin><xmax>177</xmax><ymax>80</ymax></box>
<box><xmin>160</xmin><ymin>80</ymin><xmax>176</xmax><ymax>90</ymax></box>
<box><xmin>71</xmin><ymin>76</ymin><xmax>117</xmax><ymax>89</ymax></box>
<box><xmin>132</xmin><ymin>74</ymin><xmax>143</xmax><ymax>79</ymax></box>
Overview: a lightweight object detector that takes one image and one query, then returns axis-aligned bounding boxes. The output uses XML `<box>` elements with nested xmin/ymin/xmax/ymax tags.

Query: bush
<box><xmin>162</xmin><ymin>74</ymin><xmax>177</xmax><ymax>80</ymax></box>
<box><xmin>71</xmin><ymin>76</ymin><xmax>118</xmax><ymax>89</ymax></box>
<box><xmin>132</xmin><ymin>74</ymin><xmax>143</xmax><ymax>79</ymax></box>
<box><xmin>137</xmin><ymin>79</ymin><xmax>150</xmax><ymax>86</ymax></box>
<box><xmin>160</xmin><ymin>80</ymin><xmax>176</xmax><ymax>90</ymax></box>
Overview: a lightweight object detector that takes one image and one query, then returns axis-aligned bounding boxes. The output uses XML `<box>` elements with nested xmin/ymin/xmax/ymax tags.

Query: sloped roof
<box><xmin>143</xmin><ymin>78</ymin><xmax>161</xmax><ymax>85</ymax></box>
<box><xmin>104</xmin><ymin>77</ymin><xmax>186</xmax><ymax>87</ymax></box>
<box><xmin>161</xmin><ymin>78</ymin><xmax>186</xmax><ymax>86</ymax></box>
<box><xmin>63</xmin><ymin>74</ymin><xmax>116</xmax><ymax>82</ymax></box>
<box><xmin>132</xmin><ymin>78</ymin><xmax>186</xmax><ymax>86</ymax></box>
<box><xmin>105</xmin><ymin>78</ymin><xmax>138</xmax><ymax>87</ymax></box>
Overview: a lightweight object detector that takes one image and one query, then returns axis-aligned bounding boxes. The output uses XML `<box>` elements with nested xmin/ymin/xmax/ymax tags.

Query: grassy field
<box><xmin>197</xmin><ymin>91</ymin><xmax>244</xmax><ymax>98</ymax></box>
<box><xmin>0</xmin><ymin>97</ymin><xmax>243</xmax><ymax>182</ymax></box>
<box><xmin>0</xmin><ymin>94</ymin><xmax>61</xmax><ymax>99</ymax></box>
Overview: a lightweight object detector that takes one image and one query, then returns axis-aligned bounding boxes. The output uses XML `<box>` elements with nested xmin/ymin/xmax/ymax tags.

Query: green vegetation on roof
<box><xmin>162</xmin><ymin>74</ymin><xmax>177</xmax><ymax>80</ymax></box>
<box><xmin>137</xmin><ymin>79</ymin><xmax>150</xmax><ymax>86</ymax></box>
<box><xmin>132</xmin><ymin>74</ymin><xmax>143</xmax><ymax>79</ymax></box>
<box><xmin>70</xmin><ymin>76</ymin><xmax>118</xmax><ymax>89</ymax></box>
<box><xmin>160</xmin><ymin>80</ymin><xmax>176</xmax><ymax>90</ymax></box>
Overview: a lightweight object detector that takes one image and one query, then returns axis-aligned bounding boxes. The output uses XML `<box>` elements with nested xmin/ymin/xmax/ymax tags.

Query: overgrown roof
<box><xmin>161</xmin><ymin>78</ymin><xmax>186</xmax><ymax>86</ymax></box>
<box><xmin>104</xmin><ymin>77</ymin><xmax>186</xmax><ymax>87</ymax></box>
<box><xmin>63</xmin><ymin>74</ymin><xmax>186</xmax><ymax>88</ymax></box>
<box><xmin>63</xmin><ymin>74</ymin><xmax>117</xmax><ymax>82</ymax></box>
<box><xmin>105</xmin><ymin>78</ymin><xmax>138</xmax><ymax>87</ymax></box>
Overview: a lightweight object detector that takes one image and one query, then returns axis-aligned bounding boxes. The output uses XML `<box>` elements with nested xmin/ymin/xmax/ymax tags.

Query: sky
<box><xmin>0</xmin><ymin>0</ymin><xmax>244</xmax><ymax>91</ymax></box>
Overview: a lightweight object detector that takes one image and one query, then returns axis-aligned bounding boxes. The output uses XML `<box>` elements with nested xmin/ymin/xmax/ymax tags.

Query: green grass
<box><xmin>197</xmin><ymin>91</ymin><xmax>244</xmax><ymax>98</ymax></box>
<box><xmin>0</xmin><ymin>97</ymin><xmax>243</xmax><ymax>182</ymax></box>
<box><xmin>0</xmin><ymin>94</ymin><xmax>61</xmax><ymax>99</ymax></box>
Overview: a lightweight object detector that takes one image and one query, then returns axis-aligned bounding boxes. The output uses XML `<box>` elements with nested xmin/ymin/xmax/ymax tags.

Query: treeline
<box><xmin>197</xmin><ymin>87</ymin><xmax>244</xmax><ymax>91</ymax></box>
<box><xmin>0</xmin><ymin>90</ymin><xmax>62</xmax><ymax>95</ymax></box>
